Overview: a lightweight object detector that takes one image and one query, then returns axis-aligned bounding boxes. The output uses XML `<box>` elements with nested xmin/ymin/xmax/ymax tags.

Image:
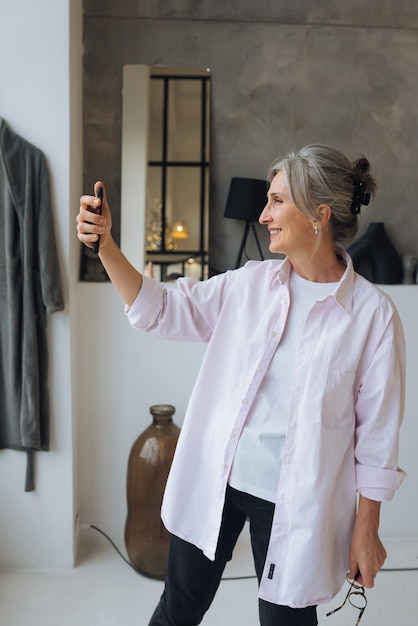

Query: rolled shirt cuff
<box><xmin>356</xmin><ymin>464</ymin><xmax>407</xmax><ymax>502</ymax></box>
<box><xmin>125</xmin><ymin>275</ymin><xmax>164</xmax><ymax>329</ymax></box>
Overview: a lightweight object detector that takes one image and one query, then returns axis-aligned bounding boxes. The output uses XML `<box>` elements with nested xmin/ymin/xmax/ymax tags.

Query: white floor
<box><xmin>1</xmin><ymin>528</ymin><xmax>417</xmax><ymax>625</ymax></box>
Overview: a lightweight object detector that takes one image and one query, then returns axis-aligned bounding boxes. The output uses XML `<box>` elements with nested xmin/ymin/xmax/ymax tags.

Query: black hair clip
<box><xmin>351</xmin><ymin>180</ymin><xmax>370</xmax><ymax>215</ymax></box>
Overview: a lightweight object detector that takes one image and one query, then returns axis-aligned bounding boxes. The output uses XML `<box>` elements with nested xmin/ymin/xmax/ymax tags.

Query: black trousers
<box><xmin>149</xmin><ymin>485</ymin><xmax>318</xmax><ymax>626</ymax></box>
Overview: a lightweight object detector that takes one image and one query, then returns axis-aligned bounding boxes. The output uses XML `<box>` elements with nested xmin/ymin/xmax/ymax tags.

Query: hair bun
<box><xmin>352</xmin><ymin>156</ymin><xmax>371</xmax><ymax>181</ymax></box>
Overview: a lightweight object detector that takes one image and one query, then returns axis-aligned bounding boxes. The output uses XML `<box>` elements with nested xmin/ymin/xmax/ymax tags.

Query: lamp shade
<box><xmin>170</xmin><ymin>221</ymin><xmax>189</xmax><ymax>239</ymax></box>
<box><xmin>224</xmin><ymin>177</ymin><xmax>268</xmax><ymax>222</ymax></box>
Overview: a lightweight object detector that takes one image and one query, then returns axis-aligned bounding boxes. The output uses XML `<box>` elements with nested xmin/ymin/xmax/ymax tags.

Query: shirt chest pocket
<box><xmin>321</xmin><ymin>368</ymin><xmax>356</xmax><ymax>429</ymax></box>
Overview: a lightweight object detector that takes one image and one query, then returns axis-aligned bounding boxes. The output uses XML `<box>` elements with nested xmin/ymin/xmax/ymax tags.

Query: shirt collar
<box><xmin>276</xmin><ymin>250</ymin><xmax>355</xmax><ymax>316</ymax></box>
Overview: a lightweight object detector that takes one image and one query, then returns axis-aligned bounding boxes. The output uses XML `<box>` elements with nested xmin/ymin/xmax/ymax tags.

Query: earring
<box><xmin>314</xmin><ymin>224</ymin><xmax>319</xmax><ymax>236</ymax></box>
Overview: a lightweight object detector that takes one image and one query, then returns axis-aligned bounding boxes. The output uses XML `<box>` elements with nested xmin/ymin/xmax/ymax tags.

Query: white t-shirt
<box><xmin>228</xmin><ymin>270</ymin><xmax>339</xmax><ymax>502</ymax></box>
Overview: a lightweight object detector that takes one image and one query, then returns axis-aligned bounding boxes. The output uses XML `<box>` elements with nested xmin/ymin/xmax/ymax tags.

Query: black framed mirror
<box><xmin>120</xmin><ymin>64</ymin><xmax>211</xmax><ymax>282</ymax></box>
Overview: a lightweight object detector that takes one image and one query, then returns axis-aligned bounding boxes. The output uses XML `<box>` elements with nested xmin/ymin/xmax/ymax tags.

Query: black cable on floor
<box><xmin>87</xmin><ymin>525</ymin><xmax>418</xmax><ymax>580</ymax></box>
<box><xmin>90</xmin><ymin>525</ymin><xmax>137</xmax><ymax>571</ymax></box>
<box><xmin>88</xmin><ymin>524</ymin><xmax>257</xmax><ymax>580</ymax></box>
<box><xmin>381</xmin><ymin>567</ymin><xmax>418</xmax><ymax>572</ymax></box>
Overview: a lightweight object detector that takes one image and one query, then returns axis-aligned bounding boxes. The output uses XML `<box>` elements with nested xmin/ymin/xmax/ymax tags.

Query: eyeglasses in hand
<box><xmin>326</xmin><ymin>574</ymin><xmax>367</xmax><ymax>626</ymax></box>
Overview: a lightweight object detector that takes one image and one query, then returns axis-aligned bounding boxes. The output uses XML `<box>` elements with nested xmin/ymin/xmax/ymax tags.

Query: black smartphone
<box><xmin>93</xmin><ymin>187</ymin><xmax>103</xmax><ymax>255</ymax></box>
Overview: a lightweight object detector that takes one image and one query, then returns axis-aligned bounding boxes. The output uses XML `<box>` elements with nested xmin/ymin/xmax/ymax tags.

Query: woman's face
<box><xmin>259</xmin><ymin>170</ymin><xmax>315</xmax><ymax>258</ymax></box>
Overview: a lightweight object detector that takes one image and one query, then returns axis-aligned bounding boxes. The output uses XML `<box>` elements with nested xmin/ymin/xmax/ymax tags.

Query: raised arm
<box><xmin>76</xmin><ymin>181</ymin><xmax>143</xmax><ymax>307</ymax></box>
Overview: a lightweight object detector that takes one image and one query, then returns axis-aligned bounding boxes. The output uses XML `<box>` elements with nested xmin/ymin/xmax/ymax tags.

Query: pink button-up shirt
<box><xmin>126</xmin><ymin>253</ymin><xmax>406</xmax><ymax>607</ymax></box>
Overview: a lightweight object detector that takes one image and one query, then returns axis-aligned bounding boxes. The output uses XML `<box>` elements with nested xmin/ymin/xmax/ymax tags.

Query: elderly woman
<box><xmin>77</xmin><ymin>144</ymin><xmax>406</xmax><ymax>626</ymax></box>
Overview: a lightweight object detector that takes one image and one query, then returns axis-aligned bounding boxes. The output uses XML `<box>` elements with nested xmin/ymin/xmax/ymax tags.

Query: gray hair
<box><xmin>267</xmin><ymin>144</ymin><xmax>377</xmax><ymax>247</ymax></box>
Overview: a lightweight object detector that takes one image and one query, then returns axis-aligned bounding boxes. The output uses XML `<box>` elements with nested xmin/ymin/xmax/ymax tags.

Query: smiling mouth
<box><xmin>269</xmin><ymin>229</ymin><xmax>282</xmax><ymax>236</ymax></box>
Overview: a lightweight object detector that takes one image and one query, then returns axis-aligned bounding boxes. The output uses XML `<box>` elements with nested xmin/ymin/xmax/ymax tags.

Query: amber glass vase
<box><xmin>125</xmin><ymin>404</ymin><xmax>180</xmax><ymax>579</ymax></box>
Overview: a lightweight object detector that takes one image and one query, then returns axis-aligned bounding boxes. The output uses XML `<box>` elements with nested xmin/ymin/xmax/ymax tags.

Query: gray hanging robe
<box><xmin>0</xmin><ymin>118</ymin><xmax>64</xmax><ymax>490</ymax></box>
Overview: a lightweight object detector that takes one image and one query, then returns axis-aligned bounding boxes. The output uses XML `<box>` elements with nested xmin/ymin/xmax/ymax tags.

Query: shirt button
<box><xmin>242</xmin><ymin>398</ymin><xmax>248</xmax><ymax>405</ymax></box>
<box><xmin>280</xmin><ymin>299</ymin><xmax>286</xmax><ymax>305</ymax></box>
<box><xmin>271</xmin><ymin>331</ymin><xmax>277</xmax><ymax>337</ymax></box>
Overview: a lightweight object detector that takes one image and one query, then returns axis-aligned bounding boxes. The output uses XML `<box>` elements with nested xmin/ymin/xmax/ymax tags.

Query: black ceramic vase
<box><xmin>125</xmin><ymin>404</ymin><xmax>180</xmax><ymax>579</ymax></box>
<box><xmin>347</xmin><ymin>222</ymin><xmax>403</xmax><ymax>284</ymax></box>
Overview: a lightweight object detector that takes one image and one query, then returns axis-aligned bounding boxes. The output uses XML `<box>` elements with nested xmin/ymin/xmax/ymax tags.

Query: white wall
<box><xmin>76</xmin><ymin>284</ymin><xmax>206</xmax><ymax>547</ymax></box>
<box><xmin>379</xmin><ymin>286</ymin><xmax>418</xmax><ymax>538</ymax></box>
<box><xmin>0</xmin><ymin>0</ymin><xmax>82</xmax><ymax>568</ymax></box>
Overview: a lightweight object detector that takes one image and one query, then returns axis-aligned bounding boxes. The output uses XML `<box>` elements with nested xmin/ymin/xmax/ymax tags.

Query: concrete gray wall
<box><xmin>82</xmin><ymin>1</ymin><xmax>418</xmax><ymax>275</ymax></box>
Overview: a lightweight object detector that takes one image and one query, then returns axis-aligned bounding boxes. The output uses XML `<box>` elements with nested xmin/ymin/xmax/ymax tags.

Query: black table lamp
<box><xmin>224</xmin><ymin>177</ymin><xmax>267</xmax><ymax>268</ymax></box>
